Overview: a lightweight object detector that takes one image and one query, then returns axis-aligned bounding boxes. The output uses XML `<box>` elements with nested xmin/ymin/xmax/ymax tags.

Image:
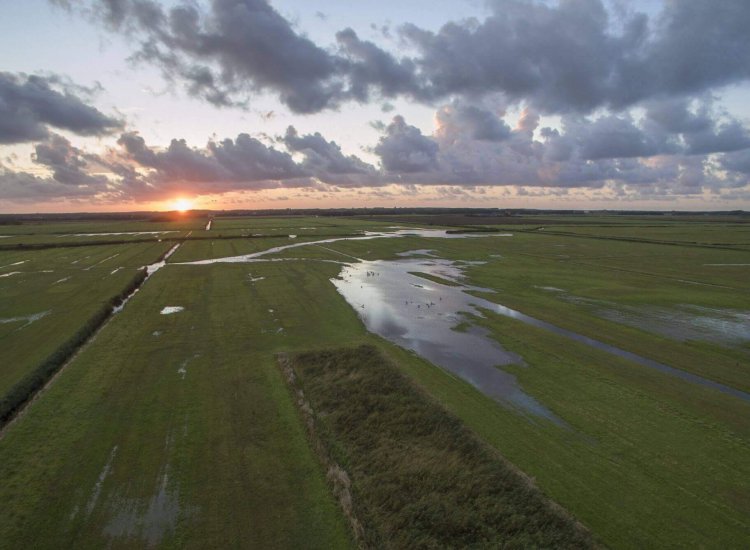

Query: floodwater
<box><xmin>0</xmin><ymin>310</ymin><xmax>50</xmax><ymax>328</ymax></box>
<box><xmin>0</xmin><ymin>260</ymin><xmax>27</xmax><ymax>269</ymax></box>
<box><xmin>160</xmin><ymin>306</ymin><xmax>184</xmax><ymax>315</ymax></box>
<box><xmin>553</xmin><ymin>292</ymin><xmax>750</xmax><ymax>347</ymax></box>
<box><xmin>101</xmin><ymin>434</ymin><xmax>188</xmax><ymax>546</ymax></box>
<box><xmin>333</xmin><ymin>259</ymin><xmax>561</xmax><ymax>422</ymax></box>
<box><xmin>58</xmin><ymin>231</ymin><xmax>177</xmax><ymax>237</ymax></box>
<box><xmin>333</xmin><ymin>258</ymin><xmax>750</xmax><ymax>404</ymax></box>
<box><xmin>114</xmin><ymin>244</ymin><xmax>182</xmax><ymax>314</ymax></box>
<box><xmin>183</xmin><ymin>229</ymin><xmax>750</xmax><ymax>418</ymax></box>
<box><xmin>181</xmin><ymin>229</ymin><xmax>512</xmax><ymax>266</ymax></box>
<box><xmin>396</xmin><ymin>249</ymin><xmax>437</xmax><ymax>257</ymax></box>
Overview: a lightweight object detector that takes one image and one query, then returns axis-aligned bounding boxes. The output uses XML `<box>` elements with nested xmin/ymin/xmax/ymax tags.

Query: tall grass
<box><xmin>283</xmin><ymin>345</ymin><xmax>594</xmax><ymax>549</ymax></box>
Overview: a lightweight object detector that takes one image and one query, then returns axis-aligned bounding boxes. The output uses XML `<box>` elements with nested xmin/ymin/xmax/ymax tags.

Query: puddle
<box><xmin>248</xmin><ymin>275</ymin><xmax>265</xmax><ymax>282</ymax></box>
<box><xmin>160</xmin><ymin>307</ymin><xmax>184</xmax><ymax>315</ymax></box>
<box><xmin>0</xmin><ymin>260</ymin><xmax>27</xmax><ymax>269</ymax></box>
<box><xmin>85</xmin><ymin>446</ymin><xmax>118</xmax><ymax>518</ymax></box>
<box><xmin>535</xmin><ymin>286</ymin><xmax>565</xmax><ymax>292</ymax></box>
<box><xmin>289</xmin><ymin>234</ymin><xmax>297</xmax><ymax>239</ymax></box>
<box><xmin>0</xmin><ymin>271</ymin><xmax>21</xmax><ymax>278</ymax></box>
<box><xmin>52</xmin><ymin>276</ymin><xmax>71</xmax><ymax>285</ymax></box>
<box><xmin>85</xmin><ymin>253</ymin><xmax>120</xmax><ymax>271</ymax></box>
<box><xmin>0</xmin><ymin>310</ymin><xmax>50</xmax><ymax>328</ymax></box>
<box><xmin>333</xmin><ymin>259</ymin><xmax>560</xmax><ymax>423</ymax></box>
<box><xmin>114</xmin><ymin>244</ymin><xmax>181</xmax><ymax>314</ymax></box>
<box><xmin>180</xmin><ymin>228</ymin><xmax>749</xmax><ymax>405</ymax></box>
<box><xmin>177</xmin><ymin>355</ymin><xmax>199</xmax><ymax>380</ymax></box>
<box><xmin>704</xmin><ymin>263</ymin><xmax>750</xmax><ymax>266</ymax></box>
<box><xmin>110</xmin><ymin>268</ymin><xmax>122</xmax><ymax>275</ymax></box>
<box><xmin>152</xmin><ymin>331</ymin><xmax>162</xmax><ymax>337</ymax></box>
<box><xmin>102</xmin><ymin>434</ymin><xmax>188</xmax><ymax>547</ymax></box>
<box><xmin>58</xmin><ymin>231</ymin><xmax>177</xmax><ymax>237</ymax></box>
<box><xmin>146</xmin><ymin>244</ymin><xmax>181</xmax><ymax>276</ymax></box>
<box><xmin>396</xmin><ymin>249</ymin><xmax>437</xmax><ymax>257</ymax></box>
<box><xmin>205</xmin><ymin>220</ymin><xmax>212</xmax><ymax>231</ymax></box>
<box><xmin>554</xmin><ymin>293</ymin><xmax>750</xmax><ymax>347</ymax></box>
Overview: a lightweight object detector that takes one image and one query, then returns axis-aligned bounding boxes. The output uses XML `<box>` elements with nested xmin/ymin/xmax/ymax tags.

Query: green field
<box><xmin>0</xmin><ymin>214</ymin><xmax>749</xmax><ymax>548</ymax></box>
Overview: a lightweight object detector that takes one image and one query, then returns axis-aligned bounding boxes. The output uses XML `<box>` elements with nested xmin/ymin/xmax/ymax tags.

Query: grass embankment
<box><xmin>282</xmin><ymin>345</ymin><xmax>593</xmax><ymax>549</ymax></box>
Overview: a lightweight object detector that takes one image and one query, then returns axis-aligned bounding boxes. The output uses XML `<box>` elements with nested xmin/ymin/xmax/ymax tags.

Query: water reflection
<box><xmin>333</xmin><ymin>259</ymin><xmax>562</xmax><ymax>423</ymax></box>
<box><xmin>334</xmin><ymin>258</ymin><xmax>750</xmax><ymax>405</ymax></box>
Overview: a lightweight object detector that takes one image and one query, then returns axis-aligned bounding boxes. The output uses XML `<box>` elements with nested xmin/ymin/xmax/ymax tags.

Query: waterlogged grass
<box><xmin>0</xmin><ymin>261</ymin><xmax>358</xmax><ymax>548</ymax></box>
<box><xmin>285</xmin><ymin>345</ymin><xmax>594</xmax><ymax>548</ymax></box>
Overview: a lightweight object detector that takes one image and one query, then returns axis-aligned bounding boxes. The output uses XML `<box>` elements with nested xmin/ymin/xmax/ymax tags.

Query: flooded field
<box><xmin>1</xmin><ymin>214</ymin><xmax>749</xmax><ymax>549</ymax></box>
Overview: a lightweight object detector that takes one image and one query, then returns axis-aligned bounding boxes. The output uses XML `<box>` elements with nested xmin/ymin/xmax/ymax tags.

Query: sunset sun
<box><xmin>171</xmin><ymin>198</ymin><xmax>193</xmax><ymax>212</ymax></box>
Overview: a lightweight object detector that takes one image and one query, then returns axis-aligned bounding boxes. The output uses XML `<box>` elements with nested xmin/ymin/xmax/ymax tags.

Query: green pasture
<box><xmin>0</xmin><ymin>216</ymin><xmax>748</xmax><ymax>548</ymax></box>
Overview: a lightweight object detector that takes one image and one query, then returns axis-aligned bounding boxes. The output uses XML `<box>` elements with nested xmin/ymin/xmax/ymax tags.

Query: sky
<box><xmin>1</xmin><ymin>0</ymin><xmax>750</xmax><ymax>213</ymax></box>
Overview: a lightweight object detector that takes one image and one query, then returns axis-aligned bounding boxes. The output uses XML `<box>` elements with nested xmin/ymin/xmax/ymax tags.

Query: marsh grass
<box><xmin>285</xmin><ymin>345</ymin><xmax>594</xmax><ymax>549</ymax></box>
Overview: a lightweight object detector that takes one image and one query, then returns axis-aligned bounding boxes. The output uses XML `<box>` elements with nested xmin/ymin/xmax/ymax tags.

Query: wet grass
<box><xmin>0</xmin><ymin>241</ymin><xmax>171</xmax><ymax>403</ymax></box>
<box><xmin>0</xmin><ymin>261</ymin><xmax>357</xmax><ymax>548</ymax></box>
<box><xmin>284</xmin><ymin>344</ymin><xmax>594</xmax><ymax>548</ymax></box>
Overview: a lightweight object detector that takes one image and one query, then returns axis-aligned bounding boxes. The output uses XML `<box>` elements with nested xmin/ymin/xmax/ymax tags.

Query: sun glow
<box><xmin>171</xmin><ymin>198</ymin><xmax>193</xmax><ymax>212</ymax></box>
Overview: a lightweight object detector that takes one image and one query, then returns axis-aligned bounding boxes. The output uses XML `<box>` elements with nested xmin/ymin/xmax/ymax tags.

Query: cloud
<box><xmin>399</xmin><ymin>0</ymin><xmax>750</xmax><ymax>113</ymax></box>
<box><xmin>33</xmin><ymin>133</ymin><xmax>109</xmax><ymax>186</ymax></box>
<box><xmin>78</xmin><ymin>0</ymin><xmax>343</xmax><ymax>113</ymax></box>
<box><xmin>113</xmin><ymin>131</ymin><xmax>311</xmax><ymax>199</ymax></box>
<box><xmin>0</xmin><ymin>72</ymin><xmax>122</xmax><ymax>144</ymax></box>
<box><xmin>0</xmin><ymin>134</ymin><xmax>109</xmax><ymax>201</ymax></box>
<box><xmin>435</xmin><ymin>102</ymin><xmax>512</xmax><ymax>143</ymax></box>
<box><xmin>282</xmin><ymin>126</ymin><xmax>380</xmax><ymax>186</ymax></box>
<box><xmin>56</xmin><ymin>0</ymin><xmax>750</xmax><ymax>120</ymax></box>
<box><xmin>374</xmin><ymin>115</ymin><xmax>438</xmax><ymax>173</ymax></box>
<box><xmin>3</xmin><ymin>104</ymin><xmax>750</xmax><ymax>204</ymax></box>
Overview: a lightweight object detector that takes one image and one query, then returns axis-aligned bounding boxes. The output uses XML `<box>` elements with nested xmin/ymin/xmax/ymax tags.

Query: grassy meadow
<box><xmin>0</xmin><ymin>213</ymin><xmax>748</xmax><ymax>548</ymax></box>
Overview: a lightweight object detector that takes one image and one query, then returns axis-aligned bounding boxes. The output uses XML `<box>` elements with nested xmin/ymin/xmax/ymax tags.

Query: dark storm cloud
<box><xmin>720</xmin><ymin>150</ymin><xmax>750</xmax><ymax>175</ymax></box>
<box><xmin>0</xmin><ymin>72</ymin><xmax>122</xmax><ymax>144</ymax></box>
<box><xmin>0</xmin><ymin>168</ymin><xmax>103</xmax><ymax>201</ymax></box>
